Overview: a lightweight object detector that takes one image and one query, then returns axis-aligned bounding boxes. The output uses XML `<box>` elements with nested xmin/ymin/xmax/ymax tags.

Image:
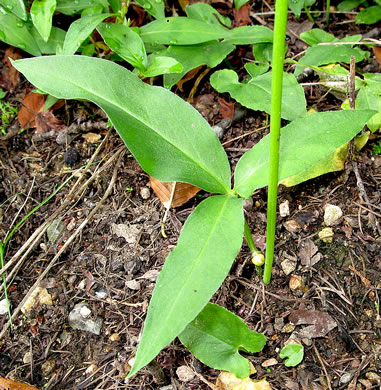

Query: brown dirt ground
<box><xmin>0</xmin><ymin>2</ymin><xmax>381</xmax><ymax>390</ymax></box>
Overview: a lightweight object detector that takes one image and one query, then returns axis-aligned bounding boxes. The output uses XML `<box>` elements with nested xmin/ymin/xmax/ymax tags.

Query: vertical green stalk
<box><xmin>326</xmin><ymin>0</ymin><xmax>331</xmax><ymax>24</ymax></box>
<box><xmin>263</xmin><ymin>0</ymin><xmax>288</xmax><ymax>284</ymax></box>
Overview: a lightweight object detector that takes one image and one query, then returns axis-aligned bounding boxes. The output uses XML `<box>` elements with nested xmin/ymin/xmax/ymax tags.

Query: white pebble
<box><xmin>324</xmin><ymin>204</ymin><xmax>343</xmax><ymax>226</ymax></box>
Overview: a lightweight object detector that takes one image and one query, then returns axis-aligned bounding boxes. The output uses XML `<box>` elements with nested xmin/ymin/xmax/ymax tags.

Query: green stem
<box><xmin>326</xmin><ymin>0</ymin><xmax>331</xmax><ymax>24</ymax></box>
<box><xmin>304</xmin><ymin>7</ymin><xmax>314</xmax><ymax>23</ymax></box>
<box><xmin>263</xmin><ymin>0</ymin><xmax>288</xmax><ymax>284</ymax></box>
<box><xmin>244</xmin><ymin>219</ymin><xmax>262</xmax><ymax>256</ymax></box>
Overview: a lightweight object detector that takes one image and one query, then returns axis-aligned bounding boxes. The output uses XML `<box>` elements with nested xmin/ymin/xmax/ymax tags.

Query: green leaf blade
<box><xmin>179</xmin><ymin>303</ymin><xmax>266</xmax><ymax>378</ymax></box>
<box><xmin>12</xmin><ymin>56</ymin><xmax>231</xmax><ymax>194</ymax></box>
<box><xmin>234</xmin><ymin>110</ymin><xmax>376</xmax><ymax>198</ymax></box>
<box><xmin>0</xmin><ymin>0</ymin><xmax>27</xmax><ymax>20</ymax></box>
<box><xmin>210</xmin><ymin>69</ymin><xmax>306</xmax><ymax>121</ymax></box>
<box><xmin>280</xmin><ymin>344</ymin><xmax>304</xmax><ymax>367</ymax></box>
<box><xmin>97</xmin><ymin>23</ymin><xmax>147</xmax><ymax>69</ymax></box>
<box><xmin>129</xmin><ymin>195</ymin><xmax>244</xmax><ymax>376</ymax></box>
<box><xmin>140</xmin><ymin>17</ymin><xmax>229</xmax><ymax>45</ymax></box>
<box><xmin>62</xmin><ymin>13</ymin><xmax>114</xmax><ymax>55</ymax></box>
<box><xmin>30</xmin><ymin>0</ymin><xmax>56</xmax><ymax>42</ymax></box>
<box><xmin>223</xmin><ymin>25</ymin><xmax>273</xmax><ymax>45</ymax></box>
<box><xmin>0</xmin><ymin>12</ymin><xmax>41</xmax><ymax>56</ymax></box>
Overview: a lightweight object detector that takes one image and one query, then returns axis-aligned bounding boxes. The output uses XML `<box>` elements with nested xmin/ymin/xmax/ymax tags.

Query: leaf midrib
<box><xmin>35</xmin><ymin>60</ymin><xmax>229</xmax><ymax>192</ymax></box>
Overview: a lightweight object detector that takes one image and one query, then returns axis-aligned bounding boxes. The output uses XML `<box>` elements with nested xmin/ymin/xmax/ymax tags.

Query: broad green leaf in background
<box><xmin>141</xmin><ymin>56</ymin><xmax>183</xmax><ymax>77</ymax></box>
<box><xmin>234</xmin><ymin>0</ymin><xmax>251</xmax><ymax>11</ymax></box>
<box><xmin>81</xmin><ymin>4</ymin><xmax>104</xmax><ymax>16</ymax></box>
<box><xmin>135</xmin><ymin>0</ymin><xmax>165</xmax><ymax>19</ymax></box>
<box><xmin>97</xmin><ymin>23</ymin><xmax>148</xmax><ymax>70</ymax></box>
<box><xmin>108</xmin><ymin>0</ymin><xmax>121</xmax><ymax>12</ymax></box>
<box><xmin>155</xmin><ymin>41</ymin><xmax>235</xmax><ymax>88</ymax></box>
<box><xmin>186</xmin><ymin>3</ymin><xmax>232</xmax><ymax>27</ymax></box>
<box><xmin>223</xmin><ymin>26</ymin><xmax>273</xmax><ymax>45</ymax></box>
<box><xmin>179</xmin><ymin>303</ymin><xmax>266</xmax><ymax>378</ymax></box>
<box><xmin>280</xmin><ymin>344</ymin><xmax>304</xmax><ymax>367</ymax></box>
<box><xmin>140</xmin><ymin>17</ymin><xmax>229</xmax><ymax>45</ymax></box>
<box><xmin>129</xmin><ymin>195</ymin><xmax>244</xmax><ymax>376</ymax></box>
<box><xmin>31</xmin><ymin>25</ymin><xmax>66</xmax><ymax>54</ymax></box>
<box><xmin>244</xmin><ymin>62</ymin><xmax>269</xmax><ymax>78</ymax></box>
<box><xmin>356</xmin><ymin>5</ymin><xmax>381</xmax><ymax>24</ymax></box>
<box><xmin>288</xmin><ymin>0</ymin><xmax>304</xmax><ymax>17</ymax></box>
<box><xmin>295</xmin><ymin>30</ymin><xmax>366</xmax><ymax>75</ymax></box>
<box><xmin>0</xmin><ymin>11</ymin><xmax>41</xmax><ymax>56</ymax></box>
<box><xmin>55</xmin><ymin>0</ymin><xmax>108</xmax><ymax>15</ymax></box>
<box><xmin>301</xmin><ymin>29</ymin><xmax>362</xmax><ymax>46</ymax></box>
<box><xmin>62</xmin><ymin>13</ymin><xmax>114</xmax><ymax>55</ymax></box>
<box><xmin>30</xmin><ymin>0</ymin><xmax>56</xmax><ymax>42</ymax></box>
<box><xmin>253</xmin><ymin>42</ymin><xmax>273</xmax><ymax>63</ymax></box>
<box><xmin>13</xmin><ymin>56</ymin><xmax>232</xmax><ymax>194</ymax></box>
<box><xmin>356</xmin><ymin>74</ymin><xmax>381</xmax><ymax>132</ymax></box>
<box><xmin>210</xmin><ymin>69</ymin><xmax>306</xmax><ymax>121</ymax></box>
<box><xmin>234</xmin><ymin>110</ymin><xmax>376</xmax><ymax>198</ymax></box>
<box><xmin>0</xmin><ymin>0</ymin><xmax>27</xmax><ymax>20</ymax></box>
<box><xmin>337</xmin><ymin>0</ymin><xmax>365</xmax><ymax>11</ymax></box>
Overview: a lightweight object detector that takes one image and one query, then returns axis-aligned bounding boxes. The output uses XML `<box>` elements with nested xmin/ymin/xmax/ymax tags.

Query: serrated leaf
<box><xmin>210</xmin><ymin>69</ymin><xmax>306</xmax><ymax>121</ymax></box>
<box><xmin>0</xmin><ymin>13</ymin><xmax>41</xmax><ymax>56</ymax></box>
<box><xmin>97</xmin><ymin>23</ymin><xmax>147</xmax><ymax>70</ymax></box>
<box><xmin>0</xmin><ymin>0</ymin><xmax>27</xmax><ymax>20</ymax></box>
<box><xmin>280</xmin><ymin>344</ymin><xmax>304</xmax><ymax>367</ymax></box>
<box><xmin>234</xmin><ymin>110</ymin><xmax>376</xmax><ymax>198</ymax></box>
<box><xmin>140</xmin><ymin>17</ymin><xmax>229</xmax><ymax>45</ymax></box>
<box><xmin>179</xmin><ymin>303</ymin><xmax>266</xmax><ymax>378</ymax></box>
<box><xmin>13</xmin><ymin>56</ymin><xmax>231</xmax><ymax>194</ymax></box>
<box><xmin>156</xmin><ymin>41</ymin><xmax>235</xmax><ymax>88</ymax></box>
<box><xmin>30</xmin><ymin>0</ymin><xmax>56</xmax><ymax>42</ymax></box>
<box><xmin>62</xmin><ymin>14</ymin><xmax>113</xmax><ymax>55</ymax></box>
<box><xmin>186</xmin><ymin>3</ymin><xmax>232</xmax><ymax>27</ymax></box>
<box><xmin>129</xmin><ymin>195</ymin><xmax>244</xmax><ymax>376</ymax></box>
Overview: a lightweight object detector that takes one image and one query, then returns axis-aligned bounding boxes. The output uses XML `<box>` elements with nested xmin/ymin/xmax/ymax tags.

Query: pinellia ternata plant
<box><xmin>10</xmin><ymin>0</ymin><xmax>376</xmax><ymax>378</ymax></box>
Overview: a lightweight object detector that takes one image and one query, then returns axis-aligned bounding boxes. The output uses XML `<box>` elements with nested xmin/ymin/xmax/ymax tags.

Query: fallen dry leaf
<box><xmin>83</xmin><ymin>132</ymin><xmax>101</xmax><ymax>143</ymax></box>
<box><xmin>233</xmin><ymin>3</ymin><xmax>251</xmax><ymax>26</ymax></box>
<box><xmin>1</xmin><ymin>47</ymin><xmax>22</xmax><ymax>89</ymax></box>
<box><xmin>373</xmin><ymin>46</ymin><xmax>381</xmax><ymax>68</ymax></box>
<box><xmin>218</xmin><ymin>96</ymin><xmax>235</xmax><ymax>120</ymax></box>
<box><xmin>176</xmin><ymin>66</ymin><xmax>203</xmax><ymax>92</ymax></box>
<box><xmin>216</xmin><ymin>371</ymin><xmax>272</xmax><ymax>390</ymax></box>
<box><xmin>150</xmin><ymin>177</ymin><xmax>200</xmax><ymax>208</ymax></box>
<box><xmin>289</xmin><ymin>309</ymin><xmax>337</xmax><ymax>338</ymax></box>
<box><xmin>0</xmin><ymin>377</ymin><xmax>39</xmax><ymax>390</ymax></box>
<box><xmin>18</xmin><ymin>92</ymin><xmax>46</xmax><ymax>128</ymax></box>
<box><xmin>34</xmin><ymin>111</ymin><xmax>67</xmax><ymax>134</ymax></box>
<box><xmin>348</xmin><ymin>265</ymin><xmax>372</xmax><ymax>288</ymax></box>
<box><xmin>298</xmin><ymin>239</ymin><xmax>322</xmax><ymax>267</ymax></box>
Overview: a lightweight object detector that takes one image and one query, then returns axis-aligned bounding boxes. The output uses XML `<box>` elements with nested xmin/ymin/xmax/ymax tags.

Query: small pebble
<box><xmin>140</xmin><ymin>187</ymin><xmax>150</xmax><ymax>200</ymax></box>
<box><xmin>110</xmin><ymin>333</ymin><xmax>120</xmax><ymax>342</ymax></box>
<box><xmin>243</xmin><ymin>197</ymin><xmax>253</xmax><ymax>210</ymax></box>
<box><xmin>289</xmin><ymin>274</ymin><xmax>304</xmax><ymax>291</ymax></box>
<box><xmin>324</xmin><ymin>204</ymin><xmax>343</xmax><ymax>226</ymax></box>
<box><xmin>281</xmin><ymin>259</ymin><xmax>296</xmax><ymax>275</ymax></box>
<box><xmin>68</xmin><ymin>303</ymin><xmax>103</xmax><ymax>335</ymax></box>
<box><xmin>339</xmin><ymin>373</ymin><xmax>353</xmax><ymax>385</ymax></box>
<box><xmin>80</xmin><ymin>305</ymin><xmax>92</xmax><ymax>318</ymax></box>
<box><xmin>56</xmin><ymin>131</ymin><xmax>71</xmax><ymax>145</ymax></box>
<box><xmin>95</xmin><ymin>287</ymin><xmax>108</xmax><ymax>299</ymax></box>
<box><xmin>318</xmin><ymin>227</ymin><xmax>334</xmax><ymax>243</ymax></box>
<box><xmin>261</xmin><ymin>358</ymin><xmax>278</xmax><ymax>367</ymax></box>
<box><xmin>0</xmin><ymin>299</ymin><xmax>8</xmax><ymax>315</ymax></box>
<box><xmin>64</xmin><ymin>148</ymin><xmax>80</xmax><ymax>166</ymax></box>
<box><xmin>279</xmin><ymin>200</ymin><xmax>290</xmax><ymax>217</ymax></box>
<box><xmin>85</xmin><ymin>364</ymin><xmax>98</xmax><ymax>374</ymax></box>
<box><xmin>284</xmin><ymin>220</ymin><xmax>302</xmax><ymax>233</ymax></box>
<box><xmin>41</xmin><ymin>360</ymin><xmax>56</xmax><ymax>376</ymax></box>
<box><xmin>281</xmin><ymin>323</ymin><xmax>296</xmax><ymax>333</ymax></box>
<box><xmin>23</xmin><ymin>352</ymin><xmax>32</xmax><ymax>364</ymax></box>
<box><xmin>365</xmin><ymin>372</ymin><xmax>380</xmax><ymax>382</ymax></box>
<box><xmin>176</xmin><ymin>365</ymin><xmax>195</xmax><ymax>382</ymax></box>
